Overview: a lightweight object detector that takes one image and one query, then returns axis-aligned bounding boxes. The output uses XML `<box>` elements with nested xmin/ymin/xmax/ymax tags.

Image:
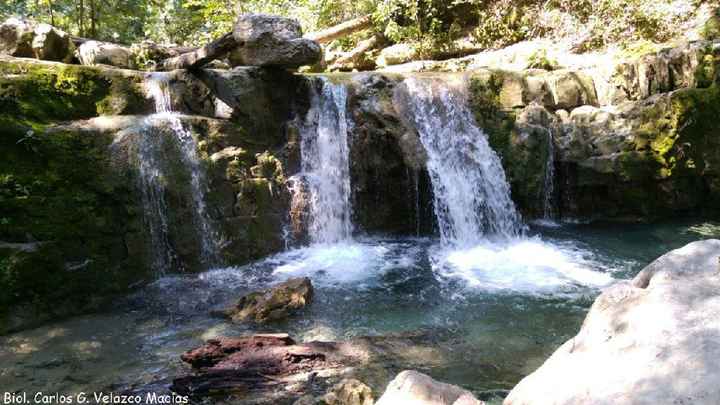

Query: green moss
<box><xmin>0</xmin><ymin>118</ymin><xmax>146</xmax><ymax>326</ymax></box>
<box><xmin>0</xmin><ymin>59</ymin><xmax>148</xmax><ymax>122</ymax></box>
<box><xmin>96</xmin><ymin>78</ymin><xmax>149</xmax><ymax>116</ymax></box>
<box><xmin>619</xmin><ymin>40</ymin><xmax>664</xmax><ymax>59</ymax></box>
<box><xmin>467</xmin><ymin>72</ymin><xmax>549</xmax><ymax>216</ymax></box>
<box><xmin>694</xmin><ymin>53</ymin><xmax>718</xmax><ymax>89</ymax></box>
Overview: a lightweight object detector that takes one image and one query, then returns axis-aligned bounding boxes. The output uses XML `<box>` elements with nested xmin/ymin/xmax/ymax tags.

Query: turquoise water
<box><xmin>1</xmin><ymin>218</ymin><xmax>717</xmax><ymax>402</ymax></box>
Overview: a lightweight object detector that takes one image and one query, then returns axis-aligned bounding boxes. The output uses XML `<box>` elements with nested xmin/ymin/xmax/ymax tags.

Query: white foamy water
<box><xmin>430</xmin><ymin>238</ymin><xmax>614</xmax><ymax>294</ymax></box>
<box><xmin>290</xmin><ymin>78</ymin><xmax>353</xmax><ymax>244</ymax></box>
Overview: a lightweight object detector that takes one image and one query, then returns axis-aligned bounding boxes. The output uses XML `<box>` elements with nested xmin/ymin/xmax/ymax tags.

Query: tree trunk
<box><xmin>304</xmin><ymin>14</ymin><xmax>373</xmax><ymax>44</ymax></box>
<box><xmin>77</xmin><ymin>0</ymin><xmax>84</xmax><ymax>37</ymax></box>
<box><xmin>48</xmin><ymin>0</ymin><xmax>55</xmax><ymax>26</ymax></box>
<box><xmin>89</xmin><ymin>0</ymin><xmax>96</xmax><ymax>38</ymax></box>
<box><xmin>330</xmin><ymin>33</ymin><xmax>382</xmax><ymax>70</ymax></box>
<box><xmin>158</xmin><ymin>32</ymin><xmax>237</xmax><ymax>71</ymax></box>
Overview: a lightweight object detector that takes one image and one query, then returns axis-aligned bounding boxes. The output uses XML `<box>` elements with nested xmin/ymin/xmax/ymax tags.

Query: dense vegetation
<box><xmin>1</xmin><ymin>0</ymin><xmax>715</xmax><ymax>55</ymax></box>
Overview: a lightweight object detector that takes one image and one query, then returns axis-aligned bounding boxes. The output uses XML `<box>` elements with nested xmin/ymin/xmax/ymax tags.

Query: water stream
<box><xmin>142</xmin><ymin>73</ymin><xmax>221</xmax><ymax>270</ymax></box>
<box><xmin>395</xmin><ymin>76</ymin><xmax>524</xmax><ymax>246</ymax></box>
<box><xmin>291</xmin><ymin>78</ymin><xmax>353</xmax><ymax>244</ymax></box>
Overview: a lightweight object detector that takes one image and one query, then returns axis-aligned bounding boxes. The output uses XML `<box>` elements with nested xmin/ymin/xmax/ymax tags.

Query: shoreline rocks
<box><xmin>376</xmin><ymin>370</ymin><xmax>485</xmax><ymax>405</ymax></box>
<box><xmin>504</xmin><ymin>239</ymin><xmax>720</xmax><ymax>405</ymax></box>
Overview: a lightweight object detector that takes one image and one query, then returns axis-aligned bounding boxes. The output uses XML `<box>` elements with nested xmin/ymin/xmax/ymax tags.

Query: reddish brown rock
<box><xmin>172</xmin><ymin>333</ymin><xmax>362</xmax><ymax>397</ymax></box>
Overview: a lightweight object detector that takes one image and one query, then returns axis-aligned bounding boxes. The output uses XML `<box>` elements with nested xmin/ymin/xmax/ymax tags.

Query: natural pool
<box><xmin>2</xmin><ymin>219</ymin><xmax>718</xmax><ymax>403</ymax></box>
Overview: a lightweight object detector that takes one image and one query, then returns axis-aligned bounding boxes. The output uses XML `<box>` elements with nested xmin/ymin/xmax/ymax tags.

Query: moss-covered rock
<box><xmin>467</xmin><ymin>71</ymin><xmax>553</xmax><ymax>217</ymax></box>
<box><xmin>0</xmin><ymin>56</ymin><xmax>150</xmax><ymax>121</ymax></box>
<box><xmin>0</xmin><ymin>115</ymin><xmax>146</xmax><ymax>333</ymax></box>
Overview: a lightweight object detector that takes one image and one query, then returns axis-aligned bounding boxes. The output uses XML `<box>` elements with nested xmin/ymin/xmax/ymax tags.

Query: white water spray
<box><xmin>291</xmin><ymin>78</ymin><xmax>353</xmax><ymax>244</ymax></box>
<box><xmin>142</xmin><ymin>73</ymin><xmax>221</xmax><ymax>269</ymax></box>
<box><xmin>395</xmin><ymin>76</ymin><xmax>523</xmax><ymax>246</ymax></box>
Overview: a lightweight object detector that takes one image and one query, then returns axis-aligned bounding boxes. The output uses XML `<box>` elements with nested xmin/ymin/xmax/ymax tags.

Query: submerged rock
<box><xmin>504</xmin><ymin>239</ymin><xmax>720</xmax><ymax>405</ymax></box>
<box><xmin>173</xmin><ymin>333</ymin><xmax>361</xmax><ymax>397</ymax></box>
<box><xmin>218</xmin><ymin>277</ymin><xmax>314</xmax><ymax>323</ymax></box>
<box><xmin>376</xmin><ymin>370</ymin><xmax>485</xmax><ymax>405</ymax></box>
<box><xmin>230</xmin><ymin>13</ymin><xmax>321</xmax><ymax>68</ymax></box>
<box><xmin>323</xmin><ymin>379</ymin><xmax>375</xmax><ymax>405</ymax></box>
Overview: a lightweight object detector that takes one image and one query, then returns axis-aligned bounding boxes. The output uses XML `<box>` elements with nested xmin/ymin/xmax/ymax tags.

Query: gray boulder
<box><xmin>0</xmin><ymin>18</ymin><xmax>34</xmax><ymax>57</ymax></box>
<box><xmin>376</xmin><ymin>370</ymin><xmax>485</xmax><ymax>405</ymax></box>
<box><xmin>77</xmin><ymin>40</ymin><xmax>135</xmax><ymax>68</ymax></box>
<box><xmin>505</xmin><ymin>239</ymin><xmax>720</xmax><ymax>405</ymax></box>
<box><xmin>230</xmin><ymin>14</ymin><xmax>321</xmax><ymax>68</ymax></box>
<box><xmin>31</xmin><ymin>23</ymin><xmax>74</xmax><ymax>62</ymax></box>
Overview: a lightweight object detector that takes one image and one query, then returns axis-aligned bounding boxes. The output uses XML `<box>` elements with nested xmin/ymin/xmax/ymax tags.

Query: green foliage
<box><xmin>2</xmin><ymin>0</ymin><xmax>706</xmax><ymax>52</ymax></box>
<box><xmin>527</xmin><ymin>48</ymin><xmax>560</xmax><ymax>71</ymax></box>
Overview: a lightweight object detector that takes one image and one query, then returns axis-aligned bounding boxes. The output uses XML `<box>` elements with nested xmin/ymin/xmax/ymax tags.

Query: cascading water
<box><xmin>542</xmin><ymin>128</ymin><xmax>557</xmax><ymax>221</ymax></box>
<box><xmin>291</xmin><ymin>78</ymin><xmax>353</xmax><ymax>244</ymax></box>
<box><xmin>142</xmin><ymin>73</ymin><xmax>221</xmax><ymax>270</ymax></box>
<box><xmin>135</xmin><ymin>124</ymin><xmax>175</xmax><ymax>273</ymax></box>
<box><xmin>395</xmin><ymin>76</ymin><xmax>523</xmax><ymax>246</ymax></box>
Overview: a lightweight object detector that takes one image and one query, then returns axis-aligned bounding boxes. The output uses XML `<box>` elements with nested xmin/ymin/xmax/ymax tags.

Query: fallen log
<box><xmin>305</xmin><ymin>14</ymin><xmax>373</xmax><ymax>44</ymax></box>
<box><xmin>158</xmin><ymin>32</ymin><xmax>236</xmax><ymax>71</ymax></box>
<box><xmin>330</xmin><ymin>33</ymin><xmax>383</xmax><ymax>70</ymax></box>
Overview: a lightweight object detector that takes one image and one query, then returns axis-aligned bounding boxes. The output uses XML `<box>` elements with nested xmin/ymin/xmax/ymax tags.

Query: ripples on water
<box><xmin>1</xmin><ymin>220</ymin><xmax>717</xmax><ymax>397</ymax></box>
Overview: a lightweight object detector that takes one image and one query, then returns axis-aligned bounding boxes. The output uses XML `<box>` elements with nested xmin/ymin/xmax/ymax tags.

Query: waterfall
<box><xmin>291</xmin><ymin>78</ymin><xmax>353</xmax><ymax>244</ymax></box>
<box><xmin>395</xmin><ymin>76</ymin><xmax>523</xmax><ymax>246</ymax></box>
<box><xmin>542</xmin><ymin>128</ymin><xmax>557</xmax><ymax>221</ymax></box>
<box><xmin>135</xmin><ymin>123</ymin><xmax>176</xmax><ymax>273</ymax></box>
<box><xmin>141</xmin><ymin>73</ymin><xmax>221</xmax><ymax>270</ymax></box>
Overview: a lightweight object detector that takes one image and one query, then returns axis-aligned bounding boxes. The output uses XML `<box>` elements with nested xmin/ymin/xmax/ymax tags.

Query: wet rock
<box><xmin>323</xmin><ymin>379</ymin><xmax>374</xmax><ymax>405</ymax></box>
<box><xmin>230</xmin><ymin>14</ymin><xmax>321</xmax><ymax>68</ymax></box>
<box><xmin>376</xmin><ymin>370</ymin><xmax>485</xmax><ymax>405</ymax></box>
<box><xmin>218</xmin><ymin>277</ymin><xmax>314</xmax><ymax>323</ymax></box>
<box><xmin>505</xmin><ymin>239</ymin><xmax>720</xmax><ymax>405</ymax></box>
<box><xmin>173</xmin><ymin>333</ymin><xmax>362</xmax><ymax>397</ymax></box>
<box><xmin>77</xmin><ymin>40</ymin><xmax>135</xmax><ymax>69</ymax></box>
<box><xmin>0</xmin><ymin>18</ymin><xmax>34</xmax><ymax>57</ymax></box>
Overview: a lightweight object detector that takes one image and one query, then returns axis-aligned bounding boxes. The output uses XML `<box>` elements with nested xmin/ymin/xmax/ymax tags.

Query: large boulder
<box><xmin>0</xmin><ymin>18</ymin><xmax>34</xmax><ymax>57</ymax></box>
<box><xmin>217</xmin><ymin>277</ymin><xmax>314</xmax><ymax>323</ymax></box>
<box><xmin>376</xmin><ymin>370</ymin><xmax>485</xmax><ymax>405</ymax></box>
<box><xmin>505</xmin><ymin>239</ymin><xmax>720</xmax><ymax>405</ymax></box>
<box><xmin>77</xmin><ymin>40</ymin><xmax>135</xmax><ymax>69</ymax></box>
<box><xmin>30</xmin><ymin>23</ymin><xmax>74</xmax><ymax>62</ymax></box>
<box><xmin>230</xmin><ymin>13</ymin><xmax>321</xmax><ymax>68</ymax></box>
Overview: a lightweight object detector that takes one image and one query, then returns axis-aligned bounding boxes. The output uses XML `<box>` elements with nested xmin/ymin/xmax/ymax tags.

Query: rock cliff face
<box><xmin>338</xmin><ymin>40</ymin><xmax>720</xmax><ymax>222</ymax></box>
<box><xmin>0</xmin><ymin>57</ymin><xmax>298</xmax><ymax>332</ymax></box>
